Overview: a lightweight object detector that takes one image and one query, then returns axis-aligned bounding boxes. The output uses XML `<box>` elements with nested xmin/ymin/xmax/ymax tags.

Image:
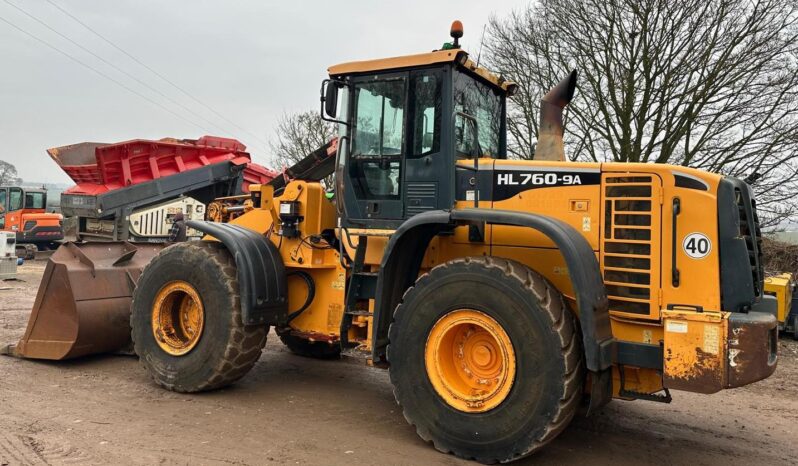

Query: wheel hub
<box><xmin>425</xmin><ymin>309</ymin><xmax>516</xmax><ymax>413</ymax></box>
<box><xmin>151</xmin><ymin>280</ymin><xmax>205</xmax><ymax>356</ymax></box>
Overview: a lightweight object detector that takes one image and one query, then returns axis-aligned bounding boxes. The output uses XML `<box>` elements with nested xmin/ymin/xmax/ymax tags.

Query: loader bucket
<box><xmin>3</xmin><ymin>241</ymin><xmax>166</xmax><ymax>360</ymax></box>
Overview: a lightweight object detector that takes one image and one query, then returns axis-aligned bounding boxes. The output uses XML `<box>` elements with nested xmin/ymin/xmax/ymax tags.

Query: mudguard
<box><xmin>187</xmin><ymin>221</ymin><xmax>287</xmax><ymax>326</ymax></box>
<box><xmin>371</xmin><ymin>209</ymin><xmax>615</xmax><ymax>410</ymax></box>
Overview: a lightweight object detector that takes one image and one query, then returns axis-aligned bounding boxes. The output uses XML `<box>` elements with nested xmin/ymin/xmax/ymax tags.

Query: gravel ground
<box><xmin>0</xmin><ymin>261</ymin><xmax>796</xmax><ymax>465</ymax></box>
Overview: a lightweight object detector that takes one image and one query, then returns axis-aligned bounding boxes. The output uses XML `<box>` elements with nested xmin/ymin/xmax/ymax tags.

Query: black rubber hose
<box><xmin>286</xmin><ymin>270</ymin><xmax>315</xmax><ymax>323</ymax></box>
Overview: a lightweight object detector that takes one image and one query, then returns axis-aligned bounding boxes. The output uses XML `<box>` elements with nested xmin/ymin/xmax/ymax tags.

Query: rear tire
<box><xmin>131</xmin><ymin>242</ymin><xmax>267</xmax><ymax>392</ymax></box>
<box><xmin>16</xmin><ymin>244</ymin><xmax>36</xmax><ymax>260</ymax></box>
<box><xmin>387</xmin><ymin>257</ymin><xmax>583</xmax><ymax>463</ymax></box>
<box><xmin>792</xmin><ymin>314</ymin><xmax>798</xmax><ymax>341</ymax></box>
<box><xmin>277</xmin><ymin>330</ymin><xmax>341</xmax><ymax>359</ymax></box>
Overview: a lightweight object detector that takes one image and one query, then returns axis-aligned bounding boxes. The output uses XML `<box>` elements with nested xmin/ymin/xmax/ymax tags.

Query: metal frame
<box><xmin>63</xmin><ymin>161</ymin><xmax>246</xmax><ymax>241</ymax></box>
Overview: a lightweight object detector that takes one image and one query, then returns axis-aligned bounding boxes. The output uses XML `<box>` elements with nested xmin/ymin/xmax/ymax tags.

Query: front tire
<box><xmin>387</xmin><ymin>257</ymin><xmax>583</xmax><ymax>463</ymax></box>
<box><xmin>131</xmin><ymin>242</ymin><xmax>268</xmax><ymax>392</ymax></box>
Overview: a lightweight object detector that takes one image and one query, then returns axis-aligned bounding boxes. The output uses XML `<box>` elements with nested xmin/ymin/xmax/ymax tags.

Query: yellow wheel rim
<box><xmin>151</xmin><ymin>280</ymin><xmax>205</xmax><ymax>356</ymax></box>
<box><xmin>425</xmin><ymin>309</ymin><xmax>516</xmax><ymax>413</ymax></box>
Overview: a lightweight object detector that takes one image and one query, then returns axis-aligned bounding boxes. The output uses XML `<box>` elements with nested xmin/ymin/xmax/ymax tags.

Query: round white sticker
<box><xmin>683</xmin><ymin>233</ymin><xmax>711</xmax><ymax>259</ymax></box>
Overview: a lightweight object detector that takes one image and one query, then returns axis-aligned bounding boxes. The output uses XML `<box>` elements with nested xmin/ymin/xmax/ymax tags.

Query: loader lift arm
<box><xmin>267</xmin><ymin>139</ymin><xmax>338</xmax><ymax>192</ymax></box>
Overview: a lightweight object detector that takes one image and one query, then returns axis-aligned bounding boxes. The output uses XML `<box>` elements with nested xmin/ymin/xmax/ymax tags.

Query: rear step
<box><xmin>340</xmin><ymin>236</ymin><xmax>378</xmax><ymax>344</ymax></box>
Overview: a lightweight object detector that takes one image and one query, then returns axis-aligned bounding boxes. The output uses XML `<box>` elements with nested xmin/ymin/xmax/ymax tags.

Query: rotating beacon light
<box><xmin>450</xmin><ymin>20</ymin><xmax>463</xmax><ymax>48</ymax></box>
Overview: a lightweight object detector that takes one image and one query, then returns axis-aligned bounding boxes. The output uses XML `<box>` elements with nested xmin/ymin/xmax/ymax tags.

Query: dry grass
<box><xmin>762</xmin><ymin>236</ymin><xmax>798</xmax><ymax>276</ymax></box>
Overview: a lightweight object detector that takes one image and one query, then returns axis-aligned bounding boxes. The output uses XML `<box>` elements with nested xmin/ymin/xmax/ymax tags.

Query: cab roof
<box><xmin>0</xmin><ymin>186</ymin><xmax>45</xmax><ymax>191</ymax></box>
<box><xmin>328</xmin><ymin>49</ymin><xmax>516</xmax><ymax>94</ymax></box>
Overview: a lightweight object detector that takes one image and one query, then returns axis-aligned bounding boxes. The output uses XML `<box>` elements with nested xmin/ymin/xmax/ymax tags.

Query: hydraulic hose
<box><xmin>285</xmin><ymin>270</ymin><xmax>315</xmax><ymax>323</ymax></box>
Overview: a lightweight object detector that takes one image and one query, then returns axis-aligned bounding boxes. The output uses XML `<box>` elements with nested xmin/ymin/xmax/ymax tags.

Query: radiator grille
<box><xmin>735</xmin><ymin>188</ymin><xmax>764</xmax><ymax>296</ymax></box>
<box><xmin>601</xmin><ymin>175</ymin><xmax>660</xmax><ymax>316</ymax></box>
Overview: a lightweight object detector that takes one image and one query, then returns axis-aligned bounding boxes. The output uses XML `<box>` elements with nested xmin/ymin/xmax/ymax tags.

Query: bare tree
<box><xmin>270</xmin><ymin>110</ymin><xmax>336</xmax><ymax>185</ymax></box>
<box><xmin>486</xmin><ymin>0</ymin><xmax>798</xmax><ymax>226</ymax></box>
<box><xmin>0</xmin><ymin>160</ymin><xmax>21</xmax><ymax>185</ymax></box>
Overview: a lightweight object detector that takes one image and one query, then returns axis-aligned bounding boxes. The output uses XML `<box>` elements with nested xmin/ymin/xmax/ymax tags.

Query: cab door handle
<box><xmin>672</xmin><ymin>198</ymin><xmax>681</xmax><ymax>287</ymax></box>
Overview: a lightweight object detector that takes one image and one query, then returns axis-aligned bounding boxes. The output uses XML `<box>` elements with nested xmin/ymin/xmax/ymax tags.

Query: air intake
<box><xmin>735</xmin><ymin>188</ymin><xmax>764</xmax><ymax>297</ymax></box>
<box><xmin>601</xmin><ymin>175</ymin><xmax>660</xmax><ymax>317</ymax></box>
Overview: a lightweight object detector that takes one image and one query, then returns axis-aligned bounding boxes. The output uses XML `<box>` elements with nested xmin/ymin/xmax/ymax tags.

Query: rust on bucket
<box><xmin>4</xmin><ymin>241</ymin><xmax>165</xmax><ymax>360</ymax></box>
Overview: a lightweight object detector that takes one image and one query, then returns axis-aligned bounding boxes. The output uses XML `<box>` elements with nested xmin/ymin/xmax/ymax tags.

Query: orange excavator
<box><xmin>0</xmin><ymin>186</ymin><xmax>63</xmax><ymax>259</ymax></box>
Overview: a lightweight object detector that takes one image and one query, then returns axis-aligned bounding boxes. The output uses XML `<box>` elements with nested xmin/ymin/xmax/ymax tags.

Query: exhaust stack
<box><xmin>535</xmin><ymin>70</ymin><xmax>577</xmax><ymax>161</ymax></box>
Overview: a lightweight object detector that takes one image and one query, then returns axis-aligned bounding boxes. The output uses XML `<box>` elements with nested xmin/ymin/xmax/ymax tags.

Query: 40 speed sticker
<box><xmin>683</xmin><ymin>232</ymin><xmax>711</xmax><ymax>259</ymax></box>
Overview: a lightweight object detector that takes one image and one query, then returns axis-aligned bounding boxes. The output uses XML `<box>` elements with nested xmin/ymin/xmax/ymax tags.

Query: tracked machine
<box><xmin>50</xmin><ymin>135</ymin><xmax>277</xmax><ymax>242</ymax></box>
<box><xmin>0</xmin><ymin>186</ymin><xmax>63</xmax><ymax>259</ymax></box>
<box><xmin>5</xmin><ymin>22</ymin><xmax>777</xmax><ymax>463</ymax></box>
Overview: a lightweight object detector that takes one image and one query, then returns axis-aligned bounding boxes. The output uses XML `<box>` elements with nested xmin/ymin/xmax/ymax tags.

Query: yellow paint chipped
<box><xmin>662</xmin><ymin>309</ymin><xmax>728</xmax><ymax>393</ymax></box>
<box><xmin>331</xmin><ymin>272</ymin><xmax>346</xmax><ymax>290</ymax></box>
<box><xmin>703</xmin><ymin>324</ymin><xmax>720</xmax><ymax>355</ymax></box>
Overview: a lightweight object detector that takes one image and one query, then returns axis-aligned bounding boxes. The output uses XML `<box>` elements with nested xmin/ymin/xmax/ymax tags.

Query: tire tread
<box><xmin>131</xmin><ymin>241</ymin><xmax>267</xmax><ymax>393</ymax></box>
<box><xmin>387</xmin><ymin>256</ymin><xmax>584</xmax><ymax>463</ymax></box>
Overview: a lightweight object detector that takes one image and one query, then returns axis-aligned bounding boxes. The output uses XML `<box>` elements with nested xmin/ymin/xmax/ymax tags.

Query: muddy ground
<box><xmin>0</xmin><ymin>261</ymin><xmax>796</xmax><ymax>465</ymax></box>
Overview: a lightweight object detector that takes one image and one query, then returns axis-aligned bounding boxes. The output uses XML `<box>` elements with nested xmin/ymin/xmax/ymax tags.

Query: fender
<box><xmin>187</xmin><ymin>221</ymin><xmax>288</xmax><ymax>326</ymax></box>
<box><xmin>371</xmin><ymin>209</ymin><xmax>615</xmax><ymax>409</ymax></box>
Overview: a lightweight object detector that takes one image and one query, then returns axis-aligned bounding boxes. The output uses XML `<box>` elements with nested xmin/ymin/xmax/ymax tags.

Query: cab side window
<box><xmin>0</xmin><ymin>190</ymin><xmax>5</xmax><ymax>228</ymax></box>
<box><xmin>410</xmin><ymin>71</ymin><xmax>441</xmax><ymax>157</ymax></box>
<box><xmin>453</xmin><ymin>71</ymin><xmax>503</xmax><ymax>158</ymax></box>
<box><xmin>350</xmin><ymin>78</ymin><xmax>406</xmax><ymax>199</ymax></box>
<box><xmin>25</xmin><ymin>192</ymin><xmax>45</xmax><ymax>209</ymax></box>
<box><xmin>8</xmin><ymin>188</ymin><xmax>22</xmax><ymax>211</ymax></box>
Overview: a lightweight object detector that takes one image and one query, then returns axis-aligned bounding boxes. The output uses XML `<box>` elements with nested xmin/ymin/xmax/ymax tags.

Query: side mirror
<box><xmin>320</xmin><ymin>79</ymin><xmax>349</xmax><ymax>126</ymax></box>
<box><xmin>324</xmin><ymin>82</ymin><xmax>338</xmax><ymax>118</ymax></box>
<box><xmin>454</xmin><ymin>112</ymin><xmax>481</xmax><ymax>158</ymax></box>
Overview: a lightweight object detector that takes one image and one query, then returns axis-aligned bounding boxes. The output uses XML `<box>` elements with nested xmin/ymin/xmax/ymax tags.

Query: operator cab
<box><xmin>0</xmin><ymin>187</ymin><xmax>47</xmax><ymax>230</ymax></box>
<box><xmin>323</xmin><ymin>21</ymin><xmax>516</xmax><ymax>228</ymax></box>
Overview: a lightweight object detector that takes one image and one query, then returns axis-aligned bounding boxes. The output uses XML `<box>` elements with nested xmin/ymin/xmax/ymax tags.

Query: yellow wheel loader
<box><xmin>5</xmin><ymin>22</ymin><xmax>778</xmax><ymax>463</ymax></box>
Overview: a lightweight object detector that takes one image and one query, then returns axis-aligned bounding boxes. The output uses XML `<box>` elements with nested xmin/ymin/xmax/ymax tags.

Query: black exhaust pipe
<box><xmin>535</xmin><ymin>70</ymin><xmax>577</xmax><ymax>161</ymax></box>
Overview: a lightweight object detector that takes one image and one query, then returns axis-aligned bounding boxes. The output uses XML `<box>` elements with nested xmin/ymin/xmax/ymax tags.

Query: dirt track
<box><xmin>1</xmin><ymin>261</ymin><xmax>797</xmax><ymax>465</ymax></box>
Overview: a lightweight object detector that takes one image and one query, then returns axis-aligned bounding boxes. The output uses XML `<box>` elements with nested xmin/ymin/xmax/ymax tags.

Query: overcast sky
<box><xmin>0</xmin><ymin>0</ymin><xmax>525</xmax><ymax>184</ymax></box>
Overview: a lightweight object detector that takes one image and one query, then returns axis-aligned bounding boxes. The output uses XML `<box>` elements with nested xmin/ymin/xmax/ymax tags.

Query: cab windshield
<box><xmin>453</xmin><ymin>70</ymin><xmax>503</xmax><ymax>158</ymax></box>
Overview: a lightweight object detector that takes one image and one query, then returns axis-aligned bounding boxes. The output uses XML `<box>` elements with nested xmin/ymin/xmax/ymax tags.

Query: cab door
<box><xmin>0</xmin><ymin>188</ymin><xmax>6</xmax><ymax>229</ymax></box>
<box><xmin>6</xmin><ymin>188</ymin><xmax>23</xmax><ymax>231</ymax></box>
<box><xmin>343</xmin><ymin>72</ymin><xmax>408</xmax><ymax>225</ymax></box>
<box><xmin>403</xmin><ymin>67</ymin><xmax>451</xmax><ymax>217</ymax></box>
